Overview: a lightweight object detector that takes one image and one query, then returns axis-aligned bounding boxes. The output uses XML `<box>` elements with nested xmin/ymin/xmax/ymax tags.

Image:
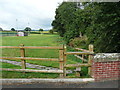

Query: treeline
<box><xmin>52</xmin><ymin>2</ymin><xmax>120</xmax><ymax>53</ymax></box>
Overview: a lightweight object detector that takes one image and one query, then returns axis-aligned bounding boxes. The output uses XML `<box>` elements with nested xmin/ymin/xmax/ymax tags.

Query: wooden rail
<box><xmin>75</xmin><ymin>48</ymin><xmax>90</xmax><ymax>52</ymax></box>
<box><xmin>64</xmin><ymin>44</ymin><xmax>94</xmax><ymax>77</ymax></box>
<box><xmin>1</xmin><ymin>44</ymin><xmax>94</xmax><ymax>78</ymax></box>
<box><xmin>65</xmin><ymin>52</ymin><xmax>94</xmax><ymax>55</ymax></box>
<box><xmin>0</xmin><ymin>46</ymin><xmax>63</xmax><ymax>49</ymax></box>
<box><xmin>0</xmin><ymin>57</ymin><xmax>59</xmax><ymax>61</ymax></box>
<box><xmin>74</xmin><ymin>55</ymin><xmax>87</xmax><ymax>62</ymax></box>
<box><xmin>0</xmin><ymin>68</ymin><xmax>63</xmax><ymax>73</ymax></box>
<box><xmin>1</xmin><ymin>44</ymin><xmax>64</xmax><ymax>78</ymax></box>
<box><xmin>64</xmin><ymin>63</ymin><xmax>91</xmax><ymax>67</ymax></box>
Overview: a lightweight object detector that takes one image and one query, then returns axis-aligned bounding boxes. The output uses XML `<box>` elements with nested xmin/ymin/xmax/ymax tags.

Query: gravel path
<box><xmin>0</xmin><ymin>59</ymin><xmax>72</xmax><ymax>73</ymax></box>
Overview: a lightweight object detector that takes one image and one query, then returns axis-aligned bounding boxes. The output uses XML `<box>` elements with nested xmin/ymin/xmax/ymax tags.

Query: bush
<box><xmin>68</xmin><ymin>35</ymin><xmax>88</xmax><ymax>48</ymax></box>
<box><xmin>49</xmin><ymin>30</ymin><xmax>54</xmax><ymax>34</ymax></box>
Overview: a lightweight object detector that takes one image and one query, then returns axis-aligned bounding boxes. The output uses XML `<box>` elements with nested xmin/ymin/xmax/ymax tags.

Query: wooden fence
<box><xmin>0</xmin><ymin>44</ymin><xmax>94</xmax><ymax>78</ymax></box>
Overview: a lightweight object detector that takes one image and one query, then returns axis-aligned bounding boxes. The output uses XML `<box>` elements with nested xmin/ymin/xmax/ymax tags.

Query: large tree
<box><xmin>11</xmin><ymin>28</ymin><xmax>16</xmax><ymax>31</ymax></box>
<box><xmin>24</xmin><ymin>27</ymin><xmax>31</xmax><ymax>34</ymax></box>
<box><xmin>52</xmin><ymin>2</ymin><xmax>79</xmax><ymax>43</ymax></box>
<box><xmin>84</xmin><ymin>2</ymin><xmax>120</xmax><ymax>52</ymax></box>
<box><xmin>52</xmin><ymin>2</ymin><xmax>120</xmax><ymax>53</ymax></box>
<box><xmin>24</xmin><ymin>27</ymin><xmax>31</xmax><ymax>31</ymax></box>
<box><xmin>39</xmin><ymin>28</ymin><xmax>43</xmax><ymax>34</ymax></box>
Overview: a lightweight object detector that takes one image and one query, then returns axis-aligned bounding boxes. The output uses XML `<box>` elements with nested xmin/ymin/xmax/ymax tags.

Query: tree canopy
<box><xmin>39</xmin><ymin>28</ymin><xmax>43</xmax><ymax>32</ymax></box>
<box><xmin>11</xmin><ymin>28</ymin><xmax>16</xmax><ymax>31</ymax></box>
<box><xmin>24</xmin><ymin>27</ymin><xmax>31</xmax><ymax>31</ymax></box>
<box><xmin>52</xmin><ymin>2</ymin><xmax>120</xmax><ymax>53</ymax></box>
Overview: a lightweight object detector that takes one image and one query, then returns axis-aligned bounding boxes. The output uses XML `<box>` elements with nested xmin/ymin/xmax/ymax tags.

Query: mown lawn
<box><xmin>1</xmin><ymin>34</ymin><xmax>89</xmax><ymax>78</ymax></box>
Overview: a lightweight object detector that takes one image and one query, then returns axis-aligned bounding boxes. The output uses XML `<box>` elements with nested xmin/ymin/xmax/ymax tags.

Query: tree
<box><xmin>0</xmin><ymin>27</ymin><xmax>3</xmax><ymax>31</ymax></box>
<box><xmin>49</xmin><ymin>29</ymin><xmax>54</xmax><ymax>34</ymax></box>
<box><xmin>11</xmin><ymin>28</ymin><xmax>15</xmax><ymax>31</ymax></box>
<box><xmin>24</xmin><ymin>27</ymin><xmax>31</xmax><ymax>31</ymax></box>
<box><xmin>82</xmin><ymin>2</ymin><xmax>120</xmax><ymax>53</ymax></box>
<box><xmin>24</xmin><ymin>27</ymin><xmax>31</xmax><ymax>34</ymax></box>
<box><xmin>52</xmin><ymin>2</ymin><xmax>79</xmax><ymax>43</ymax></box>
<box><xmin>52</xmin><ymin>2</ymin><xmax>120</xmax><ymax>53</ymax></box>
<box><xmin>39</xmin><ymin>28</ymin><xmax>43</xmax><ymax>34</ymax></box>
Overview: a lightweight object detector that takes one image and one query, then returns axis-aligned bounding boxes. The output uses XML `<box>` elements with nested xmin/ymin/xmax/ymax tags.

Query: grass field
<box><xmin>30</xmin><ymin>31</ymin><xmax>53</xmax><ymax>34</ymax></box>
<box><xmin>0</xmin><ymin>62</ymin><xmax>59</xmax><ymax>78</ymax></box>
<box><xmin>2</xmin><ymin>34</ymin><xmax>82</xmax><ymax>67</ymax></box>
<box><xmin>1</xmin><ymin>34</ymin><xmax>88</xmax><ymax>78</ymax></box>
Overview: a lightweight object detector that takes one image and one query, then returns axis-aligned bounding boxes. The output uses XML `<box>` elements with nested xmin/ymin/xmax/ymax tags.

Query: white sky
<box><xmin>0</xmin><ymin>0</ymin><xmax>63</xmax><ymax>30</ymax></box>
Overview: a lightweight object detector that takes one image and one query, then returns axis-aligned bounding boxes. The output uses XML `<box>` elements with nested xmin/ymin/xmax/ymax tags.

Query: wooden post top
<box><xmin>20</xmin><ymin>44</ymin><xmax>24</xmax><ymax>46</ymax></box>
<box><xmin>89</xmin><ymin>44</ymin><xmax>93</xmax><ymax>52</ymax></box>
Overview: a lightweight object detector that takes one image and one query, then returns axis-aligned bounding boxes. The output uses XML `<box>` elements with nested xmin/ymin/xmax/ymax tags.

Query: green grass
<box><xmin>2</xmin><ymin>34</ymin><xmax>61</xmax><ymax>46</ymax></box>
<box><xmin>1</xmin><ymin>34</ymin><xmax>89</xmax><ymax>78</ymax></box>
<box><xmin>0</xmin><ymin>62</ymin><xmax>59</xmax><ymax>78</ymax></box>
<box><xmin>0</xmin><ymin>62</ymin><xmax>89</xmax><ymax>78</ymax></box>
<box><xmin>30</xmin><ymin>31</ymin><xmax>57</xmax><ymax>34</ymax></box>
<box><xmin>2</xmin><ymin>34</ymin><xmax>80</xmax><ymax>67</ymax></box>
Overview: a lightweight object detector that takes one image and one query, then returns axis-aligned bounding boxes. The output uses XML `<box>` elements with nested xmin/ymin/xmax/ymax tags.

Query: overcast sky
<box><xmin>0</xmin><ymin>0</ymin><xmax>63</xmax><ymax>30</ymax></box>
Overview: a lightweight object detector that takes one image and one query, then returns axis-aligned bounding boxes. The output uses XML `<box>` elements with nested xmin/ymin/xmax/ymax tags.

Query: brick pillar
<box><xmin>92</xmin><ymin>53</ymin><xmax>120</xmax><ymax>81</ymax></box>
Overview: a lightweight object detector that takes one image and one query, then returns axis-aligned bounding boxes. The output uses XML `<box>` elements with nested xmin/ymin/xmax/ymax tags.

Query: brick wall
<box><xmin>92</xmin><ymin>53</ymin><xmax>120</xmax><ymax>81</ymax></box>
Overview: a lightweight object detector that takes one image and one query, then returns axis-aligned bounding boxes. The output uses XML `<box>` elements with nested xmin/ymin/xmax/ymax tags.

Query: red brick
<box><xmin>92</xmin><ymin>60</ymin><xmax>120</xmax><ymax>81</ymax></box>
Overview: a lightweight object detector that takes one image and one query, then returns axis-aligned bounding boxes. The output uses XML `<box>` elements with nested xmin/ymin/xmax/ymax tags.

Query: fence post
<box><xmin>59</xmin><ymin>45</ymin><xmax>64</xmax><ymax>78</ymax></box>
<box><xmin>88</xmin><ymin>44</ymin><xmax>93</xmax><ymax>76</ymax></box>
<box><xmin>82</xmin><ymin>54</ymin><xmax>84</xmax><ymax>63</ymax></box>
<box><xmin>20</xmin><ymin>44</ymin><xmax>26</xmax><ymax>70</ymax></box>
<box><xmin>63</xmin><ymin>45</ymin><xmax>67</xmax><ymax>77</ymax></box>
